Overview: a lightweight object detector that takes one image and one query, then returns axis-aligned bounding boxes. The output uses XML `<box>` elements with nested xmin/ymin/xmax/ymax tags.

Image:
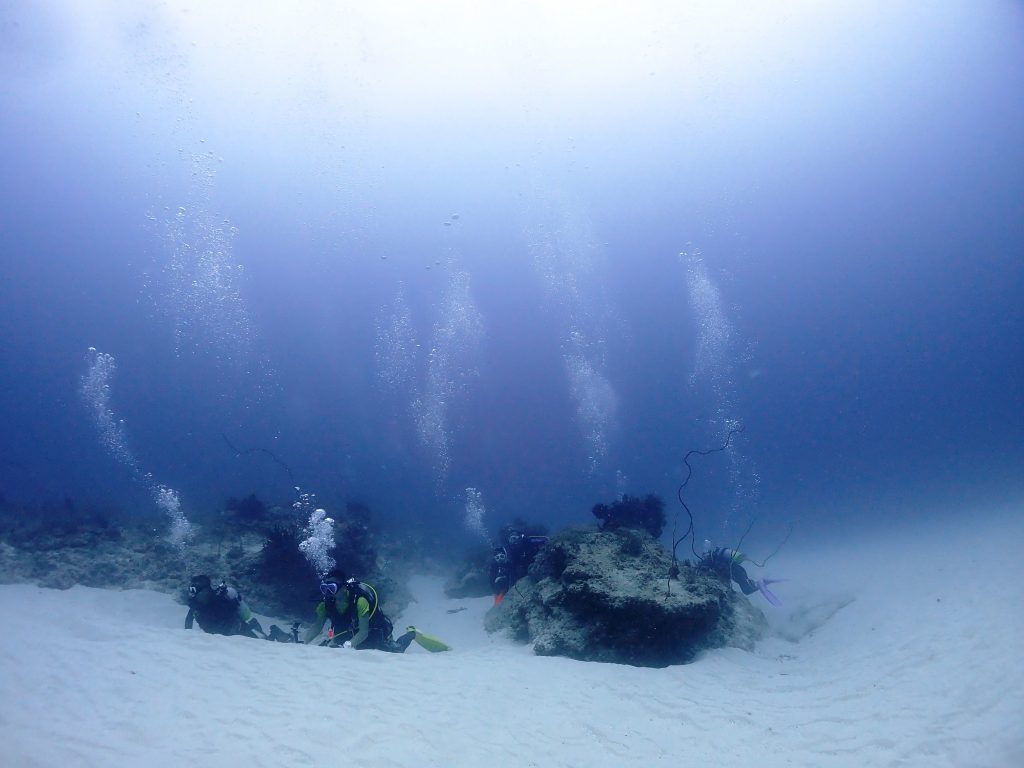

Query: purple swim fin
<box><xmin>756</xmin><ymin>578</ymin><xmax>784</xmax><ymax>607</ymax></box>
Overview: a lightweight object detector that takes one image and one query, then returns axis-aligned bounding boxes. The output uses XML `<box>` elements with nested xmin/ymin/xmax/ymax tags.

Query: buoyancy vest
<box><xmin>323</xmin><ymin>581</ymin><xmax>393</xmax><ymax>644</ymax></box>
<box><xmin>192</xmin><ymin>584</ymin><xmax>242</xmax><ymax>635</ymax></box>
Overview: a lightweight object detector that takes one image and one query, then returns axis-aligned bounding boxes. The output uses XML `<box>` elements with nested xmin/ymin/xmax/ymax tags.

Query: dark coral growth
<box><xmin>247</xmin><ymin>500</ymin><xmax>383</xmax><ymax>617</ymax></box>
<box><xmin>225</xmin><ymin>493</ymin><xmax>269</xmax><ymax>523</ymax></box>
<box><xmin>591</xmin><ymin>493</ymin><xmax>666</xmax><ymax>539</ymax></box>
<box><xmin>250</xmin><ymin>524</ymin><xmax>318</xmax><ymax>614</ymax></box>
<box><xmin>332</xmin><ymin>501</ymin><xmax>377</xmax><ymax>577</ymax></box>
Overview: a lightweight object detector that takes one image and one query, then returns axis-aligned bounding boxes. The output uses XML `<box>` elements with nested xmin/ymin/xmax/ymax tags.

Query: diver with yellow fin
<box><xmin>303</xmin><ymin>569</ymin><xmax>450</xmax><ymax>652</ymax></box>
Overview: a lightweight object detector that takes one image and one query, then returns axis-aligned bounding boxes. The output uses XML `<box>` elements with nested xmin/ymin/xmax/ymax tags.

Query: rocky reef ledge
<box><xmin>486</xmin><ymin>526</ymin><xmax>766</xmax><ymax>667</ymax></box>
<box><xmin>0</xmin><ymin>501</ymin><xmax>417</xmax><ymax>622</ymax></box>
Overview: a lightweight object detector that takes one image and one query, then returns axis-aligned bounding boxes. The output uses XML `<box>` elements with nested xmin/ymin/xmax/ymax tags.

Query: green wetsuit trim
<box><xmin>306</xmin><ymin>594</ymin><xmax>372</xmax><ymax>647</ymax></box>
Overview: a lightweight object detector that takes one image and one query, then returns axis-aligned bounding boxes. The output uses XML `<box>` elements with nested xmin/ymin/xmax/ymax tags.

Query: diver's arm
<box><xmin>185</xmin><ymin>606</ymin><xmax>195</xmax><ymax>629</ymax></box>
<box><xmin>303</xmin><ymin>615</ymin><xmax>327</xmax><ymax>644</ymax></box>
<box><xmin>303</xmin><ymin>604</ymin><xmax>328</xmax><ymax>644</ymax></box>
<box><xmin>238</xmin><ymin>600</ymin><xmax>253</xmax><ymax>623</ymax></box>
<box><xmin>350</xmin><ymin>596</ymin><xmax>371</xmax><ymax>648</ymax></box>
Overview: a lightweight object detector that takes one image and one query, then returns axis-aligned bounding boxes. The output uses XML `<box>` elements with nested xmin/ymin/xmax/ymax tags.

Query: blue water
<box><xmin>1</xmin><ymin>2</ymin><xmax>1021</xmax><ymax>555</ymax></box>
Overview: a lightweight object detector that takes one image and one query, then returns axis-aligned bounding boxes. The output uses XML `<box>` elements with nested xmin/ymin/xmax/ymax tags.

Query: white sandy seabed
<box><xmin>1</xmin><ymin>505</ymin><xmax>1022</xmax><ymax>768</ymax></box>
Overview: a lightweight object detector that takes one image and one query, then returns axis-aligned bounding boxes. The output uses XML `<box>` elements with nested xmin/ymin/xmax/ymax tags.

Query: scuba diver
<box><xmin>302</xmin><ymin>569</ymin><xmax>449</xmax><ymax>652</ymax></box>
<box><xmin>491</xmin><ymin>525</ymin><xmax>548</xmax><ymax>604</ymax></box>
<box><xmin>185</xmin><ymin>575</ymin><xmax>267</xmax><ymax>638</ymax></box>
<box><xmin>697</xmin><ymin>543</ymin><xmax>783</xmax><ymax>606</ymax></box>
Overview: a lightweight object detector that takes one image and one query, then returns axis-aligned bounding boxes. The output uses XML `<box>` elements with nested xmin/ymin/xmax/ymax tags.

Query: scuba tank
<box><xmin>344</xmin><ymin>578</ymin><xmax>380</xmax><ymax>618</ymax></box>
<box><xmin>343</xmin><ymin>578</ymin><xmax>393</xmax><ymax>641</ymax></box>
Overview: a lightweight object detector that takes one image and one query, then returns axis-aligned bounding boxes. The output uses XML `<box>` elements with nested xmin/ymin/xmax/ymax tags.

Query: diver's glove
<box><xmin>246</xmin><ymin>617</ymin><xmax>267</xmax><ymax>638</ymax></box>
<box><xmin>267</xmin><ymin>624</ymin><xmax>298</xmax><ymax>643</ymax></box>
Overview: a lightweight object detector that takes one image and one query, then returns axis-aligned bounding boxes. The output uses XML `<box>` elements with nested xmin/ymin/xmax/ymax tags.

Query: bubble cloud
<box><xmin>297</xmin><ymin>501</ymin><xmax>336</xmax><ymax>579</ymax></box>
<box><xmin>463</xmin><ymin>487</ymin><xmax>489</xmax><ymax>542</ymax></box>
<box><xmin>80</xmin><ymin>348</ymin><xmax>196</xmax><ymax>568</ymax></box>
<box><xmin>80</xmin><ymin>348</ymin><xmax>139</xmax><ymax>474</ymax></box>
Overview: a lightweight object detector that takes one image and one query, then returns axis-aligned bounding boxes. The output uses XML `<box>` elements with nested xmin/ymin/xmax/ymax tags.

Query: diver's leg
<box><xmin>387</xmin><ymin>629</ymin><xmax>417</xmax><ymax>653</ymax></box>
<box><xmin>733</xmin><ymin>565</ymin><xmax>759</xmax><ymax>595</ymax></box>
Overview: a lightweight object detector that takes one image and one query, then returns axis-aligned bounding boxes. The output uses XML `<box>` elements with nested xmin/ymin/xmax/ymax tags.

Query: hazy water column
<box><xmin>375</xmin><ymin>282</ymin><xmax>418</xmax><ymax>392</ymax></box>
<box><xmin>683</xmin><ymin>249</ymin><xmax>761</xmax><ymax>532</ymax></box>
<box><xmin>122</xmin><ymin>12</ymin><xmax>257</xmax><ymax>369</ymax></box>
<box><xmin>148</xmin><ymin>152</ymin><xmax>254</xmax><ymax>364</ymax></box>
<box><xmin>526</xmin><ymin>200</ymin><xmax>619</xmax><ymax>475</ymax></box>
<box><xmin>413</xmin><ymin>268</ymin><xmax>485</xmax><ymax>488</ymax></box>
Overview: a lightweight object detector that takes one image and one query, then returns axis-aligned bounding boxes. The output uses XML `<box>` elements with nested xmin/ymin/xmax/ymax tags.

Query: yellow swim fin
<box><xmin>407</xmin><ymin>626</ymin><xmax>451</xmax><ymax>653</ymax></box>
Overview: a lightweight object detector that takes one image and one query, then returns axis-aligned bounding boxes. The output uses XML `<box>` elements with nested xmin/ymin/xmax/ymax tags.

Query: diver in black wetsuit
<box><xmin>696</xmin><ymin>543</ymin><xmax>785</xmax><ymax>607</ymax></box>
<box><xmin>490</xmin><ymin>526</ymin><xmax>548</xmax><ymax>600</ymax></box>
<box><xmin>185</xmin><ymin>575</ymin><xmax>266</xmax><ymax>637</ymax></box>
<box><xmin>697</xmin><ymin>547</ymin><xmax>759</xmax><ymax>595</ymax></box>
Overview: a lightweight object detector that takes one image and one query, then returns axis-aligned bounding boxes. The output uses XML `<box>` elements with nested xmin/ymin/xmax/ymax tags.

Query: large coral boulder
<box><xmin>486</xmin><ymin>526</ymin><xmax>766</xmax><ymax>667</ymax></box>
